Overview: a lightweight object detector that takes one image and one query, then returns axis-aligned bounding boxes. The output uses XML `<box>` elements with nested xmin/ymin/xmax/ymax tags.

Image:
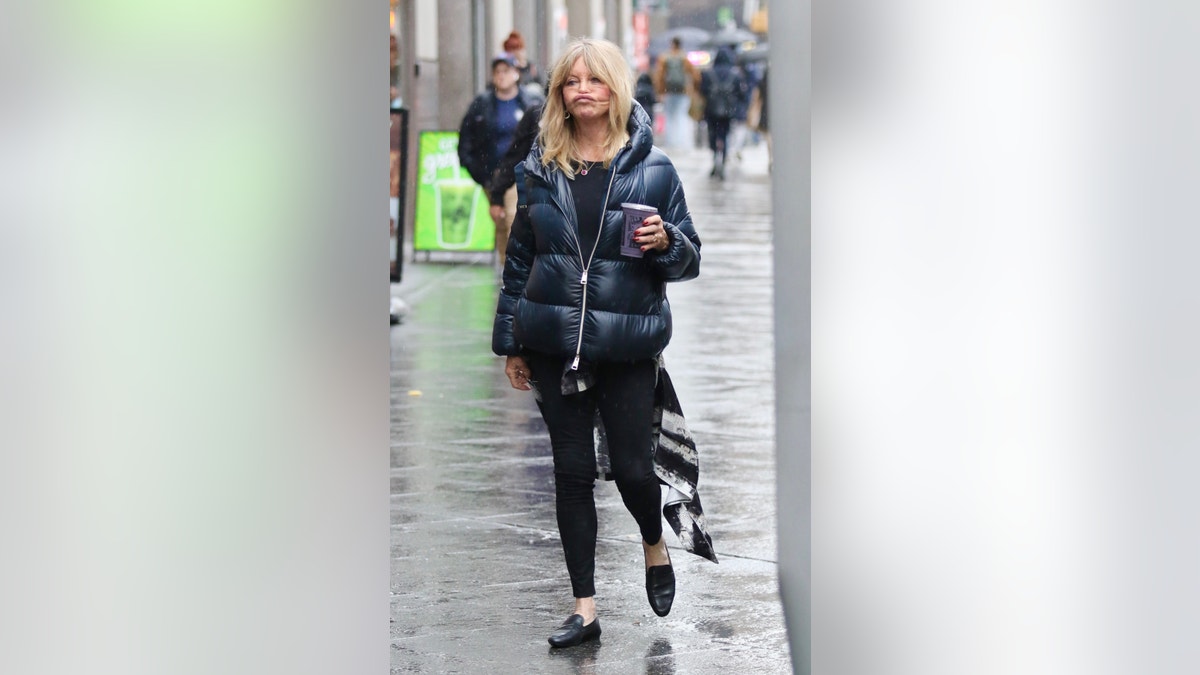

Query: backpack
<box><xmin>663</xmin><ymin>57</ymin><xmax>687</xmax><ymax>94</ymax></box>
<box><xmin>706</xmin><ymin>69</ymin><xmax>738</xmax><ymax>120</ymax></box>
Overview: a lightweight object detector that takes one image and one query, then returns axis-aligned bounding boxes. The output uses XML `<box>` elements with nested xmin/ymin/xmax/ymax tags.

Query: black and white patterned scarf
<box><xmin>592</xmin><ymin>363</ymin><xmax>719</xmax><ymax>564</ymax></box>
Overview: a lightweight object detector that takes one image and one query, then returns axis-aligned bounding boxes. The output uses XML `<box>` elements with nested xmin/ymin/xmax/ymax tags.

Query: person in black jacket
<box><xmin>634</xmin><ymin>71</ymin><xmax>657</xmax><ymax>121</ymax></box>
<box><xmin>458</xmin><ymin>54</ymin><xmax>538</xmax><ymax>264</ymax></box>
<box><xmin>492</xmin><ymin>38</ymin><xmax>701</xmax><ymax>648</ymax></box>
<box><xmin>486</xmin><ymin>101</ymin><xmax>543</xmax><ymax>268</ymax></box>
<box><xmin>700</xmin><ymin>47</ymin><xmax>749</xmax><ymax>180</ymax></box>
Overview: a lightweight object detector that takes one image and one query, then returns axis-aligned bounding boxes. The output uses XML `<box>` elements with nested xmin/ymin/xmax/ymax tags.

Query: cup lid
<box><xmin>619</xmin><ymin>202</ymin><xmax>657</xmax><ymax>212</ymax></box>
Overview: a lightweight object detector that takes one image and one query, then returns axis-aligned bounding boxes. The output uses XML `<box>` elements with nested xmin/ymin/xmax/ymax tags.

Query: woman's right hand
<box><xmin>505</xmin><ymin>355</ymin><xmax>532</xmax><ymax>391</ymax></box>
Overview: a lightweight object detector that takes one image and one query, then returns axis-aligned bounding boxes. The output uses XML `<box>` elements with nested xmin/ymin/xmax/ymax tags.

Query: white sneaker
<box><xmin>390</xmin><ymin>296</ymin><xmax>409</xmax><ymax>320</ymax></box>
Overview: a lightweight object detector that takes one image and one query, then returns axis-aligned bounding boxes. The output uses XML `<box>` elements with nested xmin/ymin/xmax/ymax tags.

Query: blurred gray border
<box><xmin>770</xmin><ymin>2</ymin><xmax>811</xmax><ymax>674</ymax></box>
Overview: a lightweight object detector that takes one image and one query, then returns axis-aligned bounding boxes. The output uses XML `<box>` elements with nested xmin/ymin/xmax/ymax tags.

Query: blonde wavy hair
<box><xmin>538</xmin><ymin>38</ymin><xmax>633</xmax><ymax>178</ymax></box>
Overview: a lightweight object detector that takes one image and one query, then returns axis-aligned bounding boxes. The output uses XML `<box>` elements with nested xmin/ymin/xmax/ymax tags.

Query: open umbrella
<box><xmin>648</xmin><ymin>26</ymin><xmax>711</xmax><ymax>58</ymax></box>
<box><xmin>737</xmin><ymin>43</ymin><xmax>769</xmax><ymax>65</ymax></box>
<box><xmin>703</xmin><ymin>27</ymin><xmax>760</xmax><ymax>50</ymax></box>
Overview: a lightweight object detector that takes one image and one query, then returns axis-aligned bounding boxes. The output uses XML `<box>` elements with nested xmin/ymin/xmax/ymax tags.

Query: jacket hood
<box><xmin>525</xmin><ymin>99</ymin><xmax>655</xmax><ymax>181</ymax></box>
<box><xmin>713</xmin><ymin>47</ymin><xmax>735</xmax><ymax>68</ymax></box>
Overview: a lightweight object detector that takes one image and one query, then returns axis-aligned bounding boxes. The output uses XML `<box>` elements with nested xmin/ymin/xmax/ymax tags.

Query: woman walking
<box><xmin>492</xmin><ymin>38</ymin><xmax>704</xmax><ymax>648</ymax></box>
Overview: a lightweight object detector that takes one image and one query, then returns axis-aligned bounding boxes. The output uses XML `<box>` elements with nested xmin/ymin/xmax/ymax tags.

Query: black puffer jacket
<box><xmin>492</xmin><ymin>102</ymin><xmax>701</xmax><ymax>364</ymax></box>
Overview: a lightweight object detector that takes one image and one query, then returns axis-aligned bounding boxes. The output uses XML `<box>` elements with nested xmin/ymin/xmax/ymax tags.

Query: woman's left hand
<box><xmin>635</xmin><ymin>216</ymin><xmax>671</xmax><ymax>253</ymax></box>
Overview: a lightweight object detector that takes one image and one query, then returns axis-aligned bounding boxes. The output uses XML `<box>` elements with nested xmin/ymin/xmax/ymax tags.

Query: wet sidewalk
<box><xmin>391</xmin><ymin>138</ymin><xmax>790</xmax><ymax>674</ymax></box>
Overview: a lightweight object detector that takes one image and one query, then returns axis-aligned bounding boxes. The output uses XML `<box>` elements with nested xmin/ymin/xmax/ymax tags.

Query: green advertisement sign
<box><xmin>413</xmin><ymin>130</ymin><xmax>495</xmax><ymax>252</ymax></box>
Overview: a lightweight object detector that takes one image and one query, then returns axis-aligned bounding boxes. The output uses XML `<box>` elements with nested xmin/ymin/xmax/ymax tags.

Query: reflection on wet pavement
<box><xmin>644</xmin><ymin>637</ymin><xmax>675</xmax><ymax>675</ymax></box>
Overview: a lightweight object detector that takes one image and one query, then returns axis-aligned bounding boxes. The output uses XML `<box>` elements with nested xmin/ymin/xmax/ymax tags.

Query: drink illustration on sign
<box><xmin>435</xmin><ymin>178</ymin><xmax>479</xmax><ymax>248</ymax></box>
<box><xmin>414</xmin><ymin>131</ymin><xmax>495</xmax><ymax>253</ymax></box>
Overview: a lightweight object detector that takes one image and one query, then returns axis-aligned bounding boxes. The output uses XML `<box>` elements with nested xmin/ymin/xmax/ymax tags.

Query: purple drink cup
<box><xmin>619</xmin><ymin>203</ymin><xmax>658</xmax><ymax>258</ymax></box>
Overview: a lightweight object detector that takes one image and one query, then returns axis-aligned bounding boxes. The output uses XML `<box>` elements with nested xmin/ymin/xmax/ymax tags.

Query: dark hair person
<box><xmin>458</xmin><ymin>54</ymin><xmax>539</xmax><ymax>266</ymax></box>
<box><xmin>700</xmin><ymin>47</ymin><xmax>749</xmax><ymax>180</ymax></box>
<box><xmin>492</xmin><ymin>38</ymin><xmax>714</xmax><ymax>648</ymax></box>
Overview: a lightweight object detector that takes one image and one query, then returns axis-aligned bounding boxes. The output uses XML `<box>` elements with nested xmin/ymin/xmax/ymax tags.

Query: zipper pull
<box><xmin>570</xmin><ymin>355</ymin><xmax>580</xmax><ymax>371</ymax></box>
<box><xmin>580</xmin><ymin>270</ymin><xmax>588</xmax><ymax>285</ymax></box>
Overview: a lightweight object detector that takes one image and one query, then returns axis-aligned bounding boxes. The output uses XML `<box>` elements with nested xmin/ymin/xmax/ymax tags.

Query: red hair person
<box><xmin>502</xmin><ymin>30</ymin><xmax>540</xmax><ymax>87</ymax></box>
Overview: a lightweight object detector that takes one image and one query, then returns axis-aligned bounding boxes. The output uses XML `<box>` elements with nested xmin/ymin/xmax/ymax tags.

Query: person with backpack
<box><xmin>652</xmin><ymin>37</ymin><xmax>698</xmax><ymax>149</ymax></box>
<box><xmin>700</xmin><ymin>47</ymin><xmax>748</xmax><ymax>180</ymax></box>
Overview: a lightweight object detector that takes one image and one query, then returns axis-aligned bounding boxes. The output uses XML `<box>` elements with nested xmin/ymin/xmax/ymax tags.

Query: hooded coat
<box><xmin>492</xmin><ymin>102</ymin><xmax>701</xmax><ymax>364</ymax></box>
<box><xmin>701</xmin><ymin>48</ymin><xmax>749</xmax><ymax>122</ymax></box>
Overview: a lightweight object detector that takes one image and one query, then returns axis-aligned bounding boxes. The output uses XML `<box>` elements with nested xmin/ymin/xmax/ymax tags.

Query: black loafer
<box><xmin>646</xmin><ymin>564</ymin><xmax>676</xmax><ymax>616</ymax></box>
<box><xmin>547</xmin><ymin>614</ymin><xmax>601</xmax><ymax>648</ymax></box>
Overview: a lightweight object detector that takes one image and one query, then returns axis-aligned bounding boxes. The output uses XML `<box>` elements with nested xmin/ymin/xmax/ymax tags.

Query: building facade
<box><xmin>393</xmin><ymin>0</ymin><xmax>661</xmax><ymax>137</ymax></box>
<box><xmin>391</xmin><ymin>0</ymin><xmax>668</xmax><ymax>237</ymax></box>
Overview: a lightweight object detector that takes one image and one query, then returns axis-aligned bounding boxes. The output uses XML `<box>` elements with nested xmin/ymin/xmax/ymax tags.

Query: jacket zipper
<box><xmin>570</xmin><ymin>149</ymin><xmax>624</xmax><ymax>371</ymax></box>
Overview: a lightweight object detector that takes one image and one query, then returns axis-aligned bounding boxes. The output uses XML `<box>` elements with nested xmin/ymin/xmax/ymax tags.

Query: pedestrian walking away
<box><xmin>492</xmin><ymin>37</ymin><xmax>717</xmax><ymax>649</ymax></box>
<box><xmin>652</xmin><ymin>37</ymin><xmax>699</xmax><ymax>149</ymax></box>
<box><xmin>458</xmin><ymin>53</ymin><xmax>539</xmax><ymax>267</ymax></box>
<box><xmin>727</xmin><ymin>59</ymin><xmax>761</xmax><ymax>164</ymax></box>
<box><xmin>700</xmin><ymin>47</ymin><xmax>749</xmax><ymax>180</ymax></box>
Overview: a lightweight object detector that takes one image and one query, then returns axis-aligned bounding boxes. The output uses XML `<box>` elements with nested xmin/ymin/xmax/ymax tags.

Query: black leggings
<box><xmin>525</xmin><ymin>352</ymin><xmax>664</xmax><ymax>599</ymax></box>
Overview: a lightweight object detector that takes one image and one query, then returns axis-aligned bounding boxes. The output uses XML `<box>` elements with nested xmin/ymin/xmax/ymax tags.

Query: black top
<box><xmin>570</xmin><ymin>162</ymin><xmax>611</xmax><ymax>253</ymax></box>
